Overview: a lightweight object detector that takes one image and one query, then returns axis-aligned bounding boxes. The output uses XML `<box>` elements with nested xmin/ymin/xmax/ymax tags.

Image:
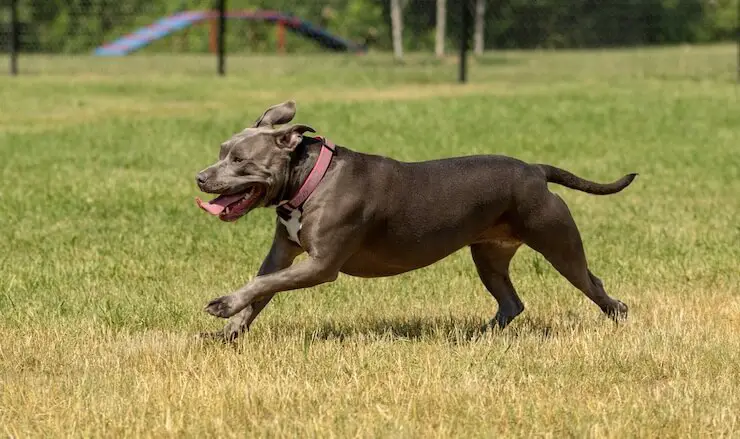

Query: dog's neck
<box><xmin>277</xmin><ymin>136</ymin><xmax>323</xmax><ymax>206</ymax></box>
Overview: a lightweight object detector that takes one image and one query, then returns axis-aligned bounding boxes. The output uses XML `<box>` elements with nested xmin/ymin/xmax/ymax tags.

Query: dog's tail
<box><xmin>537</xmin><ymin>164</ymin><xmax>637</xmax><ymax>195</ymax></box>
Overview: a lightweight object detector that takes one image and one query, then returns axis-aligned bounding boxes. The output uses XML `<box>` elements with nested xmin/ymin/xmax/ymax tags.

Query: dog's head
<box><xmin>195</xmin><ymin>100</ymin><xmax>315</xmax><ymax>222</ymax></box>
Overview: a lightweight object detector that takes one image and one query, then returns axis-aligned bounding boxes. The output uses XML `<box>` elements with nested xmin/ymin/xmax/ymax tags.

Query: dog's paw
<box><xmin>205</xmin><ymin>295</ymin><xmax>239</xmax><ymax>318</ymax></box>
<box><xmin>606</xmin><ymin>301</ymin><xmax>628</xmax><ymax>322</ymax></box>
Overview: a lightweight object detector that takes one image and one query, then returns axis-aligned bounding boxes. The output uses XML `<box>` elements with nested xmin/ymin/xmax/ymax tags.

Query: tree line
<box><xmin>4</xmin><ymin>0</ymin><xmax>737</xmax><ymax>54</ymax></box>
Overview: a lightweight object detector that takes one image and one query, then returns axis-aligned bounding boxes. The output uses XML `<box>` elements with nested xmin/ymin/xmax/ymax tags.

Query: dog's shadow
<box><xmin>199</xmin><ymin>313</ymin><xmax>598</xmax><ymax>347</ymax></box>
<box><xmin>311</xmin><ymin>316</ymin><xmax>486</xmax><ymax>343</ymax></box>
<box><xmin>273</xmin><ymin>314</ymin><xmax>585</xmax><ymax>344</ymax></box>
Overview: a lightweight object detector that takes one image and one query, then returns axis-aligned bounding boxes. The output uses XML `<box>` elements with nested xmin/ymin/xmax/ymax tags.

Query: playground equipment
<box><xmin>94</xmin><ymin>10</ymin><xmax>366</xmax><ymax>56</ymax></box>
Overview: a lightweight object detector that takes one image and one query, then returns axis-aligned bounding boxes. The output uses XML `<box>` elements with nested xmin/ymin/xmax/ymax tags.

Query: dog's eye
<box><xmin>232</xmin><ymin>156</ymin><xmax>244</xmax><ymax>163</ymax></box>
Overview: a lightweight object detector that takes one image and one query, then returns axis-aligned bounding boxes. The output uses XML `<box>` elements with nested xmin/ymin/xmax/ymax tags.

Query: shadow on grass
<box><xmin>198</xmin><ymin>311</ymin><xmax>603</xmax><ymax>347</ymax></box>
<box><xmin>309</xmin><ymin>316</ymin><xmax>486</xmax><ymax>343</ymax></box>
<box><xmin>268</xmin><ymin>313</ymin><xmax>591</xmax><ymax>344</ymax></box>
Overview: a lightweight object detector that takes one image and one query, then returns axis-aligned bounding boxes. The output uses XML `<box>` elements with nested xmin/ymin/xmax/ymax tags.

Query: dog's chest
<box><xmin>277</xmin><ymin>208</ymin><xmax>302</xmax><ymax>245</ymax></box>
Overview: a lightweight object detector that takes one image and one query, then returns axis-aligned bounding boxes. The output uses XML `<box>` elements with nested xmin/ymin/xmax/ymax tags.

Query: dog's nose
<box><xmin>196</xmin><ymin>173</ymin><xmax>207</xmax><ymax>187</ymax></box>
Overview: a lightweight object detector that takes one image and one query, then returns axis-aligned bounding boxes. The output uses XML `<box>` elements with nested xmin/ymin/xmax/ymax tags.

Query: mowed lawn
<box><xmin>1</xmin><ymin>45</ymin><xmax>739</xmax><ymax>437</ymax></box>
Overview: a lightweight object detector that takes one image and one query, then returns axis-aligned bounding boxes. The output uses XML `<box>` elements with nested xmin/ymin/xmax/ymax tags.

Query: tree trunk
<box><xmin>391</xmin><ymin>0</ymin><xmax>403</xmax><ymax>60</ymax></box>
<box><xmin>474</xmin><ymin>0</ymin><xmax>486</xmax><ymax>55</ymax></box>
<box><xmin>435</xmin><ymin>0</ymin><xmax>446</xmax><ymax>57</ymax></box>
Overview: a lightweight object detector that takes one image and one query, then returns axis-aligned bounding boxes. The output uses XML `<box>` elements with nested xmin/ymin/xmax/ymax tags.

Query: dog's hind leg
<box><xmin>470</xmin><ymin>242</ymin><xmax>524</xmax><ymax>329</ymax></box>
<box><xmin>518</xmin><ymin>191</ymin><xmax>627</xmax><ymax>320</ymax></box>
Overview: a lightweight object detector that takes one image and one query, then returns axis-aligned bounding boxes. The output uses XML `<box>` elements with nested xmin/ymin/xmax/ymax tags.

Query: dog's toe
<box><xmin>617</xmin><ymin>300</ymin><xmax>628</xmax><ymax>313</ymax></box>
<box><xmin>607</xmin><ymin>301</ymin><xmax>628</xmax><ymax>321</ymax></box>
<box><xmin>493</xmin><ymin>313</ymin><xmax>513</xmax><ymax>330</ymax></box>
<box><xmin>205</xmin><ymin>296</ymin><xmax>237</xmax><ymax>318</ymax></box>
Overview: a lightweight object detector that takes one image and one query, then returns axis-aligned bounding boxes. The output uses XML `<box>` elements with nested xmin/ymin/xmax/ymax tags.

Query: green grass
<box><xmin>1</xmin><ymin>45</ymin><xmax>739</xmax><ymax>437</ymax></box>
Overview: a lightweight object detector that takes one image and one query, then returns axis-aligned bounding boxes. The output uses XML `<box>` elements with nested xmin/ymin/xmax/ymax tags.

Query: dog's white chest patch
<box><xmin>278</xmin><ymin>209</ymin><xmax>302</xmax><ymax>245</ymax></box>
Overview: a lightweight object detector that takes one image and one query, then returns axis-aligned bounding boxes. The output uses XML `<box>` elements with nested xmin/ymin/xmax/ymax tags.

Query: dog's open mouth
<box><xmin>195</xmin><ymin>185</ymin><xmax>265</xmax><ymax>222</ymax></box>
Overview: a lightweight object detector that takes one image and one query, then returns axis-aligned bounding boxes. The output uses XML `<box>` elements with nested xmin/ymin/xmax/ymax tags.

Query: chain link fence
<box><xmin>1</xmin><ymin>0</ymin><xmax>738</xmax><ymax>78</ymax></box>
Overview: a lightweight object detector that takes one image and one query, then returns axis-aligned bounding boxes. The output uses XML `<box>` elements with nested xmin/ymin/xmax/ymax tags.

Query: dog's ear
<box><xmin>252</xmin><ymin>100</ymin><xmax>297</xmax><ymax>128</ymax></box>
<box><xmin>272</xmin><ymin>124</ymin><xmax>315</xmax><ymax>150</ymax></box>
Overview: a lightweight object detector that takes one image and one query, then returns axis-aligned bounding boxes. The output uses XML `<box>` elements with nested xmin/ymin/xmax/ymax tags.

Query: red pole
<box><xmin>277</xmin><ymin>21</ymin><xmax>285</xmax><ymax>54</ymax></box>
<box><xmin>209</xmin><ymin>16</ymin><xmax>217</xmax><ymax>54</ymax></box>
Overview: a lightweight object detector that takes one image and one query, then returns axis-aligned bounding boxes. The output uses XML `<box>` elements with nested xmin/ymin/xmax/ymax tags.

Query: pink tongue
<box><xmin>195</xmin><ymin>193</ymin><xmax>245</xmax><ymax>216</ymax></box>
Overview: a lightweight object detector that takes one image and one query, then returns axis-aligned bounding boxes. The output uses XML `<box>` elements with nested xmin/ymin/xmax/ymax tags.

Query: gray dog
<box><xmin>195</xmin><ymin>101</ymin><xmax>636</xmax><ymax>341</ymax></box>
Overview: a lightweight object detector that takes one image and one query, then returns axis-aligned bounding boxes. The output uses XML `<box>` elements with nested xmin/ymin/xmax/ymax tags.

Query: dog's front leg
<box><xmin>205</xmin><ymin>201</ymin><xmax>365</xmax><ymax>320</ymax></box>
<box><xmin>214</xmin><ymin>222</ymin><xmax>304</xmax><ymax>341</ymax></box>
<box><xmin>205</xmin><ymin>256</ymin><xmax>342</xmax><ymax>319</ymax></box>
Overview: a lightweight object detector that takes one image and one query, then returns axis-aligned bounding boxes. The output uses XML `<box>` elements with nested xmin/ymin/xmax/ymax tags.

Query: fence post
<box><xmin>217</xmin><ymin>0</ymin><xmax>226</xmax><ymax>76</ymax></box>
<box><xmin>276</xmin><ymin>21</ymin><xmax>285</xmax><ymax>54</ymax></box>
<box><xmin>458</xmin><ymin>0</ymin><xmax>471</xmax><ymax>83</ymax></box>
<box><xmin>9</xmin><ymin>0</ymin><xmax>18</xmax><ymax>76</ymax></box>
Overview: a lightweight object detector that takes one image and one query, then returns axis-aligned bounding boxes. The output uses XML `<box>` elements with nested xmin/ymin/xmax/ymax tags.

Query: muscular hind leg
<box><xmin>518</xmin><ymin>191</ymin><xmax>627</xmax><ymax>320</ymax></box>
<box><xmin>470</xmin><ymin>242</ymin><xmax>524</xmax><ymax>329</ymax></box>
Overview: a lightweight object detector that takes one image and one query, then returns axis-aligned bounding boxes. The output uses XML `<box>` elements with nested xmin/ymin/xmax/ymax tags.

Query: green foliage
<box><xmin>481</xmin><ymin>0</ymin><xmax>739</xmax><ymax>49</ymax></box>
<box><xmin>9</xmin><ymin>0</ymin><xmax>740</xmax><ymax>53</ymax></box>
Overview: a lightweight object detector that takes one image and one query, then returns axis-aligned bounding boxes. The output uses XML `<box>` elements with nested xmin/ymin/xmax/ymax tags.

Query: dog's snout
<box><xmin>196</xmin><ymin>173</ymin><xmax>207</xmax><ymax>187</ymax></box>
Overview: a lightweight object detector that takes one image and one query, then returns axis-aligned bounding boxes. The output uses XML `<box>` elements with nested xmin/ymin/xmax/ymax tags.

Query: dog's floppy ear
<box><xmin>252</xmin><ymin>100</ymin><xmax>297</xmax><ymax>128</ymax></box>
<box><xmin>272</xmin><ymin>124</ymin><xmax>315</xmax><ymax>150</ymax></box>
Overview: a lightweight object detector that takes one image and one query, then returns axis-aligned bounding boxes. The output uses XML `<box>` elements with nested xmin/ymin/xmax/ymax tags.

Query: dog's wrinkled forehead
<box><xmin>219</xmin><ymin>127</ymin><xmax>273</xmax><ymax>160</ymax></box>
<box><xmin>216</xmin><ymin>100</ymin><xmax>298</xmax><ymax>160</ymax></box>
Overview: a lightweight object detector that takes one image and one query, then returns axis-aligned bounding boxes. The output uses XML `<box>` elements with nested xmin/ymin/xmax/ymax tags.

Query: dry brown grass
<box><xmin>3</xmin><ymin>287</ymin><xmax>739</xmax><ymax>437</ymax></box>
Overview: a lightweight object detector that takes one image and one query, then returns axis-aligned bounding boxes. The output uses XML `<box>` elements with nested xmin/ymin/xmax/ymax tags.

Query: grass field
<box><xmin>1</xmin><ymin>44</ymin><xmax>739</xmax><ymax>437</ymax></box>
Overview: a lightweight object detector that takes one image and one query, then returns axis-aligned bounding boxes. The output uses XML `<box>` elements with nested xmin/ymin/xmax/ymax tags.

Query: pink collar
<box><xmin>280</xmin><ymin>136</ymin><xmax>335</xmax><ymax>211</ymax></box>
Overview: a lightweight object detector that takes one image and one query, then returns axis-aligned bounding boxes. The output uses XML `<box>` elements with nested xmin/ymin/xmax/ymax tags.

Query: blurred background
<box><xmin>1</xmin><ymin>0</ymin><xmax>737</xmax><ymax>77</ymax></box>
